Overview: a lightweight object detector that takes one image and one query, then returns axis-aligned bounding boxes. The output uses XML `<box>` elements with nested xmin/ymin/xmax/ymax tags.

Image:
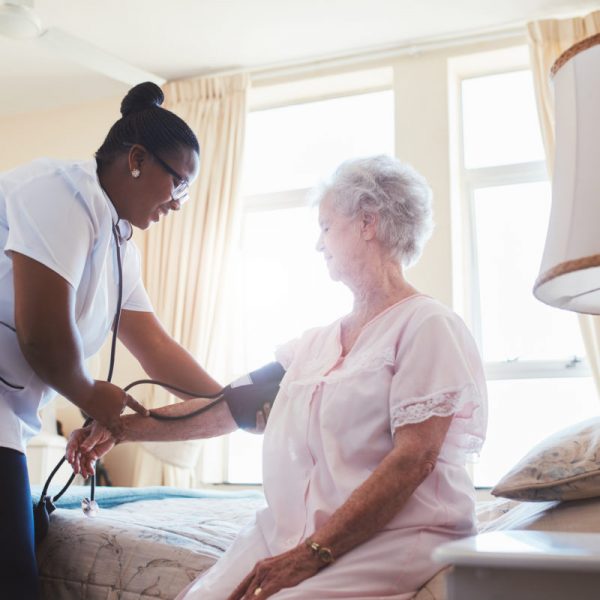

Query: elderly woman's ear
<box><xmin>360</xmin><ymin>211</ymin><xmax>378</xmax><ymax>240</ymax></box>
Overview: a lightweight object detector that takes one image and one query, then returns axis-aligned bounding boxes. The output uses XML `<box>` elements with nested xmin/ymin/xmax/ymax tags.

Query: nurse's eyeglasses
<box><xmin>123</xmin><ymin>143</ymin><xmax>189</xmax><ymax>201</ymax></box>
<box><xmin>151</xmin><ymin>153</ymin><xmax>189</xmax><ymax>202</ymax></box>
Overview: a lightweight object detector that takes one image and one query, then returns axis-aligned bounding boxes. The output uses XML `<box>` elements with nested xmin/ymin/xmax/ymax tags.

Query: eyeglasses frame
<box><xmin>150</xmin><ymin>153</ymin><xmax>189</xmax><ymax>201</ymax></box>
<box><xmin>122</xmin><ymin>142</ymin><xmax>190</xmax><ymax>201</ymax></box>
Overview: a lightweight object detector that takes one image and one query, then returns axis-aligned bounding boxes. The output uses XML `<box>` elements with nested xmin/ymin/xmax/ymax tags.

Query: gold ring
<box><xmin>254</xmin><ymin>588</ymin><xmax>263</xmax><ymax>596</ymax></box>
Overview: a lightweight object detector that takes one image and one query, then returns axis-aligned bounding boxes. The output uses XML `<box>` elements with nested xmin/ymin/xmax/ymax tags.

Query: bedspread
<box><xmin>35</xmin><ymin>488</ymin><xmax>266</xmax><ymax>600</ymax></box>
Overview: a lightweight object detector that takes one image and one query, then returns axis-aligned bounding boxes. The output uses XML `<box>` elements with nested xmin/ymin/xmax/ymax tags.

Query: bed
<box><xmin>32</xmin><ymin>483</ymin><xmax>600</xmax><ymax>600</ymax></box>
<box><xmin>31</xmin><ymin>386</ymin><xmax>600</xmax><ymax>600</ymax></box>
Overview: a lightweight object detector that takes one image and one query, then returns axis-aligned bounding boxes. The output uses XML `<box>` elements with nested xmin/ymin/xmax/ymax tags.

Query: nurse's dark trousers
<box><xmin>0</xmin><ymin>446</ymin><xmax>40</xmax><ymax>599</ymax></box>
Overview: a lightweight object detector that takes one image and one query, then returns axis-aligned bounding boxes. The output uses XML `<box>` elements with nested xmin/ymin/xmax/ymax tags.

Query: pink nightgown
<box><xmin>178</xmin><ymin>294</ymin><xmax>487</xmax><ymax>599</ymax></box>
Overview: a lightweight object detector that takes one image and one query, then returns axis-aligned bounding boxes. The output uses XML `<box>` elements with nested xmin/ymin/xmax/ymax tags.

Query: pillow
<box><xmin>491</xmin><ymin>416</ymin><xmax>600</xmax><ymax>501</ymax></box>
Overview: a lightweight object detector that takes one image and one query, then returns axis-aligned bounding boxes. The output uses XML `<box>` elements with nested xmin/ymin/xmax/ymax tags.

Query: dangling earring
<box><xmin>131</xmin><ymin>168</ymin><xmax>141</xmax><ymax>178</ymax></box>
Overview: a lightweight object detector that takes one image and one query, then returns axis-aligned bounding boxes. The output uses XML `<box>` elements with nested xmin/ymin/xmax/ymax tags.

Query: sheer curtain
<box><xmin>133</xmin><ymin>73</ymin><xmax>249</xmax><ymax>486</ymax></box>
<box><xmin>527</xmin><ymin>12</ymin><xmax>600</xmax><ymax>397</ymax></box>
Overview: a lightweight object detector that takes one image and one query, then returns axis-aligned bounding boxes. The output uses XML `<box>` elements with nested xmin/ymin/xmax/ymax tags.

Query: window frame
<box><xmin>451</xmin><ymin>58</ymin><xmax>594</xmax><ymax>487</ymax></box>
<box><xmin>463</xmin><ymin>159</ymin><xmax>590</xmax><ymax>380</ymax></box>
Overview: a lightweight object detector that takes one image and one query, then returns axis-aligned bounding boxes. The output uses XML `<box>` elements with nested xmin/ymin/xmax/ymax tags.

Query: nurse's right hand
<box><xmin>78</xmin><ymin>380</ymin><xmax>149</xmax><ymax>438</ymax></box>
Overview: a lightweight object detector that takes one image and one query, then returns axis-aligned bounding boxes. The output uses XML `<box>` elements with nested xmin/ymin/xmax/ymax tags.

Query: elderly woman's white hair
<box><xmin>315</xmin><ymin>155</ymin><xmax>433</xmax><ymax>267</ymax></box>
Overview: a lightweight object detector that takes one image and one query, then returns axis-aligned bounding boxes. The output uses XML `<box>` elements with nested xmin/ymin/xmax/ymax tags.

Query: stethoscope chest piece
<box><xmin>81</xmin><ymin>497</ymin><xmax>99</xmax><ymax>517</ymax></box>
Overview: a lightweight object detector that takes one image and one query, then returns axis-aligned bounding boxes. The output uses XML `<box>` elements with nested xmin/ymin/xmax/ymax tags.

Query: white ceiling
<box><xmin>1</xmin><ymin>0</ymin><xmax>599</xmax><ymax>116</ymax></box>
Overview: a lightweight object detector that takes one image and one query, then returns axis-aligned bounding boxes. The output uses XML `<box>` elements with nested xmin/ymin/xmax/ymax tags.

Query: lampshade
<box><xmin>533</xmin><ymin>35</ymin><xmax>600</xmax><ymax>314</ymax></box>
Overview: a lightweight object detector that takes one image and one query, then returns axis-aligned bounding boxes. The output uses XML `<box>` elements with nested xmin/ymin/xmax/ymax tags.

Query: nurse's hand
<box><xmin>79</xmin><ymin>380</ymin><xmax>149</xmax><ymax>437</ymax></box>
<box><xmin>227</xmin><ymin>545</ymin><xmax>321</xmax><ymax>600</ymax></box>
<box><xmin>66</xmin><ymin>422</ymin><xmax>115</xmax><ymax>479</ymax></box>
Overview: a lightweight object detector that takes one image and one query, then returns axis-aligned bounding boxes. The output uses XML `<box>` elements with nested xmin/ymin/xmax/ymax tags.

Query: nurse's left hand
<box><xmin>227</xmin><ymin>545</ymin><xmax>321</xmax><ymax>600</ymax></box>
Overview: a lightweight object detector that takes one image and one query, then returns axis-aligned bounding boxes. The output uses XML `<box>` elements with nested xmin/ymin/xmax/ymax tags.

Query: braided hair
<box><xmin>95</xmin><ymin>82</ymin><xmax>199</xmax><ymax>168</ymax></box>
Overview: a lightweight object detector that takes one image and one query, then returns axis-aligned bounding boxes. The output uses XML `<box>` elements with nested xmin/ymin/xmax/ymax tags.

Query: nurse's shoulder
<box><xmin>1</xmin><ymin>157</ymin><xmax>109</xmax><ymax>228</ymax></box>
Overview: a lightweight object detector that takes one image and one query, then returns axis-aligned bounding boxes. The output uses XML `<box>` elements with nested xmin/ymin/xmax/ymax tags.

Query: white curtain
<box><xmin>132</xmin><ymin>73</ymin><xmax>250</xmax><ymax>486</ymax></box>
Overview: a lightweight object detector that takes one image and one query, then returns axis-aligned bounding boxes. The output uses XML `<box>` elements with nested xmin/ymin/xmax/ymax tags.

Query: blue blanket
<box><xmin>31</xmin><ymin>484</ymin><xmax>263</xmax><ymax>509</ymax></box>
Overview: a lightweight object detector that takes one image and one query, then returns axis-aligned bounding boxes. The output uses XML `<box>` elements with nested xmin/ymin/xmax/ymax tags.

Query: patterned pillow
<box><xmin>491</xmin><ymin>417</ymin><xmax>600</xmax><ymax>501</ymax></box>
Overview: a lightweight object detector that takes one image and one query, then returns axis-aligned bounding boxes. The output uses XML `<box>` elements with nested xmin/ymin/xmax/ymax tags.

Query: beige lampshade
<box><xmin>534</xmin><ymin>35</ymin><xmax>600</xmax><ymax>314</ymax></box>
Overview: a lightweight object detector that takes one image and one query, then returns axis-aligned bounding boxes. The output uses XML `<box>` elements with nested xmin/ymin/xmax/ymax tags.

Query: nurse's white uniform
<box><xmin>179</xmin><ymin>295</ymin><xmax>487</xmax><ymax>599</ymax></box>
<box><xmin>0</xmin><ymin>158</ymin><xmax>152</xmax><ymax>454</ymax></box>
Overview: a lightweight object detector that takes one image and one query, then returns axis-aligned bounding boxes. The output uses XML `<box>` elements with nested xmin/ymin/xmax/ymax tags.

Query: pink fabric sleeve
<box><xmin>274</xmin><ymin>337</ymin><xmax>300</xmax><ymax>370</ymax></box>
<box><xmin>389</xmin><ymin>313</ymin><xmax>483</xmax><ymax>434</ymax></box>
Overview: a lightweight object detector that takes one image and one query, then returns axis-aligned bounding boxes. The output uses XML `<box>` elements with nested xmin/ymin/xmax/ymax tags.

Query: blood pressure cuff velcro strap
<box><xmin>223</xmin><ymin>361</ymin><xmax>285</xmax><ymax>430</ymax></box>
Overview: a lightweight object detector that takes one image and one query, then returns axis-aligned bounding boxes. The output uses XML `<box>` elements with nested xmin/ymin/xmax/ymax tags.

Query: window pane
<box><xmin>227</xmin><ymin>204</ymin><xmax>353</xmax><ymax>483</ymax></box>
<box><xmin>474</xmin><ymin>181</ymin><xmax>586</xmax><ymax>362</ymax></box>
<box><xmin>239</xmin><ymin>205</ymin><xmax>352</xmax><ymax>367</ymax></box>
<box><xmin>242</xmin><ymin>90</ymin><xmax>394</xmax><ymax>195</ymax></box>
<box><xmin>474</xmin><ymin>377</ymin><xmax>598</xmax><ymax>487</ymax></box>
<box><xmin>462</xmin><ymin>71</ymin><xmax>545</xmax><ymax>169</ymax></box>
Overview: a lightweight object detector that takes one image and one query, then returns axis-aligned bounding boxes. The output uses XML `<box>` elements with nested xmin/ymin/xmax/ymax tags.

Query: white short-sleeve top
<box><xmin>261</xmin><ymin>294</ymin><xmax>487</xmax><ymax>555</ymax></box>
<box><xmin>0</xmin><ymin>158</ymin><xmax>152</xmax><ymax>452</ymax></box>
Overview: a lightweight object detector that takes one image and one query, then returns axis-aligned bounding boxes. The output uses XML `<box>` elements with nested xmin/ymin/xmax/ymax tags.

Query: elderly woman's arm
<box><xmin>228</xmin><ymin>414</ymin><xmax>454</xmax><ymax>600</ymax></box>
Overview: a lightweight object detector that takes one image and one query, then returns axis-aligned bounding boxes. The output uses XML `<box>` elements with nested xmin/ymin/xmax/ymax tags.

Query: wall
<box><xmin>394</xmin><ymin>52</ymin><xmax>453</xmax><ymax>306</ymax></box>
<box><xmin>0</xmin><ymin>99</ymin><xmax>119</xmax><ymax>169</ymax></box>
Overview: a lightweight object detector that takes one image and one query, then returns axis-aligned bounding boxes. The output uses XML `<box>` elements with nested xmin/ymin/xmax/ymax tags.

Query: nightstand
<box><xmin>432</xmin><ymin>530</ymin><xmax>600</xmax><ymax>600</ymax></box>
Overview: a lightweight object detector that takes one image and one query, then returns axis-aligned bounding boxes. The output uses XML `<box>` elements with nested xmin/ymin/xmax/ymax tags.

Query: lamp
<box><xmin>533</xmin><ymin>35</ymin><xmax>600</xmax><ymax>314</ymax></box>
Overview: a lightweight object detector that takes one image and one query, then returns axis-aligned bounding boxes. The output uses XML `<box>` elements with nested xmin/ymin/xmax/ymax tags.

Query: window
<box><xmin>457</xmin><ymin>68</ymin><xmax>598</xmax><ymax>487</ymax></box>
<box><xmin>226</xmin><ymin>88</ymin><xmax>395</xmax><ymax>483</ymax></box>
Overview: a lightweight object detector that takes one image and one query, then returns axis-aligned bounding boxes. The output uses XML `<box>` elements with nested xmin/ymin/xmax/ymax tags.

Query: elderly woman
<box><xmin>69</xmin><ymin>155</ymin><xmax>487</xmax><ymax>599</ymax></box>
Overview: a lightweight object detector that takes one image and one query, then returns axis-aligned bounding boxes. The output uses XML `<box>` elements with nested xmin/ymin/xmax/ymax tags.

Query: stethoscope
<box><xmin>33</xmin><ymin>219</ymin><xmax>230</xmax><ymax>542</ymax></box>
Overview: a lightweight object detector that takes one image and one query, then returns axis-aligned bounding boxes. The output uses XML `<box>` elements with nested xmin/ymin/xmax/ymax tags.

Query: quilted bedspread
<box><xmin>35</xmin><ymin>487</ymin><xmax>266</xmax><ymax>600</ymax></box>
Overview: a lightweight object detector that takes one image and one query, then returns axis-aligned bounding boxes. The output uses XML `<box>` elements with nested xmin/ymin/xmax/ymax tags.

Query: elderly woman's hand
<box><xmin>66</xmin><ymin>422</ymin><xmax>117</xmax><ymax>478</ymax></box>
<box><xmin>244</xmin><ymin>402</ymin><xmax>272</xmax><ymax>435</ymax></box>
<box><xmin>227</xmin><ymin>544</ymin><xmax>321</xmax><ymax>599</ymax></box>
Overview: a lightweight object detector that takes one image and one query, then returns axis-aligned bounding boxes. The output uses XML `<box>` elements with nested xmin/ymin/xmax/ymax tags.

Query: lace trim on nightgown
<box><xmin>393</xmin><ymin>389</ymin><xmax>462</xmax><ymax>424</ymax></box>
<box><xmin>391</xmin><ymin>384</ymin><xmax>484</xmax><ymax>455</ymax></box>
<box><xmin>463</xmin><ymin>433</ymin><xmax>484</xmax><ymax>457</ymax></box>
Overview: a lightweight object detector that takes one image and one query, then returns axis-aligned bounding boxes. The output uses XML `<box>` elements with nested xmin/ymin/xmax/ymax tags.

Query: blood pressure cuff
<box><xmin>223</xmin><ymin>361</ymin><xmax>285</xmax><ymax>430</ymax></box>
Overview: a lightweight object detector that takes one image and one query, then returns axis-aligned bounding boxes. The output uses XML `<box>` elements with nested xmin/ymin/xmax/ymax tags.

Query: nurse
<box><xmin>0</xmin><ymin>81</ymin><xmax>225</xmax><ymax>599</ymax></box>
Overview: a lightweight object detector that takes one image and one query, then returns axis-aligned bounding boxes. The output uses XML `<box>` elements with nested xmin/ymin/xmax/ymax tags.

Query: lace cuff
<box><xmin>390</xmin><ymin>385</ymin><xmax>468</xmax><ymax>429</ymax></box>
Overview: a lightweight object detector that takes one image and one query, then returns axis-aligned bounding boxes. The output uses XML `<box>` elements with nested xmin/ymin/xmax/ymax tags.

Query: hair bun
<box><xmin>120</xmin><ymin>82</ymin><xmax>164</xmax><ymax>117</ymax></box>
